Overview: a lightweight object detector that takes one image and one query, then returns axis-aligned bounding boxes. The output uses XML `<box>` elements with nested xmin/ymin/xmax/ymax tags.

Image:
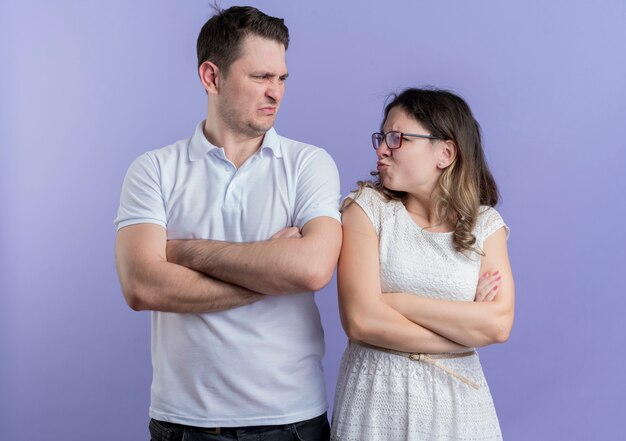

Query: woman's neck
<box><xmin>404</xmin><ymin>194</ymin><xmax>454</xmax><ymax>232</ymax></box>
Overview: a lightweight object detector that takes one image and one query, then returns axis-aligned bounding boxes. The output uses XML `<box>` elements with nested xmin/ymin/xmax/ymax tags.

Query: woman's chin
<box><xmin>382</xmin><ymin>179</ymin><xmax>401</xmax><ymax>192</ymax></box>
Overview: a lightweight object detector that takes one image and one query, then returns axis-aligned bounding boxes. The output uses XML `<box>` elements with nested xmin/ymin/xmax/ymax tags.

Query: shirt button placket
<box><xmin>223</xmin><ymin>164</ymin><xmax>237</xmax><ymax>209</ymax></box>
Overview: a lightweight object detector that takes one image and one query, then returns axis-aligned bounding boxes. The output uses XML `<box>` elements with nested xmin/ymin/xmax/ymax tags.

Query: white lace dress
<box><xmin>331</xmin><ymin>188</ymin><xmax>509</xmax><ymax>441</ymax></box>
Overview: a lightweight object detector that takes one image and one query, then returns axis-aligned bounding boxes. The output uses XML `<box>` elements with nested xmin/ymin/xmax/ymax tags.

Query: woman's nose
<box><xmin>376</xmin><ymin>143</ymin><xmax>391</xmax><ymax>159</ymax></box>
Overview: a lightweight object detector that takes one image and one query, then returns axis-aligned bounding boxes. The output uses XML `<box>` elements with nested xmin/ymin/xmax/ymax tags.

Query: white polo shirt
<box><xmin>115</xmin><ymin>121</ymin><xmax>341</xmax><ymax>427</ymax></box>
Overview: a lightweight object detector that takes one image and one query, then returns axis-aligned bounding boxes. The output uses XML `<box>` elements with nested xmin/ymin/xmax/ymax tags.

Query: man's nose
<box><xmin>266</xmin><ymin>79</ymin><xmax>284</xmax><ymax>103</ymax></box>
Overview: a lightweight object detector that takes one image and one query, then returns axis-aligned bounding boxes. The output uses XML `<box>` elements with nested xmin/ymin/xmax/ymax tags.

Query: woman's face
<box><xmin>376</xmin><ymin>106</ymin><xmax>444</xmax><ymax>195</ymax></box>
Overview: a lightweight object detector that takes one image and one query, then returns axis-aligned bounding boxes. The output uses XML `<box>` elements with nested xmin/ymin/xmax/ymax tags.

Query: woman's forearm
<box><xmin>382</xmin><ymin>230</ymin><xmax>516</xmax><ymax>349</ymax></box>
<box><xmin>341</xmin><ymin>298</ymin><xmax>468</xmax><ymax>354</ymax></box>
<box><xmin>384</xmin><ymin>293</ymin><xmax>513</xmax><ymax>347</ymax></box>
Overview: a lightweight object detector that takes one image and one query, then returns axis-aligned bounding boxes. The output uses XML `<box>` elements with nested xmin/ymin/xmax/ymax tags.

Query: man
<box><xmin>114</xmin><ymin>6</ymin><xmax>341</xmax><ymax>441</ymax></box>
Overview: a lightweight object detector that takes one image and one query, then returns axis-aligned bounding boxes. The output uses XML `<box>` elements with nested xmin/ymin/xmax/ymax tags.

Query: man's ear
<box><xmin>199</xmin><ymin>61</ymin><xmax>220</xmax><ymax>95</ymax></box>
<box><xmin>438</xmin><ymin>140</ymin><xmax>457</xmax><ymax>169</ymax></box>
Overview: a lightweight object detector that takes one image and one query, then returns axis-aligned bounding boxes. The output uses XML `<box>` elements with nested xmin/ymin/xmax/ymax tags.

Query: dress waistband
<box><xmin>353</xmin><ymin>341</ymin><xmax>480</xmax><ymax>390</ymax></box>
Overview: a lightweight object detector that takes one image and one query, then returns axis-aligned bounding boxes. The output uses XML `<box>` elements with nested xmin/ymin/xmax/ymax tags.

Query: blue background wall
<box><xmin>2</xmin><ymin>1</ymin><xmax>625</xmax><ymax>439</ymax></box>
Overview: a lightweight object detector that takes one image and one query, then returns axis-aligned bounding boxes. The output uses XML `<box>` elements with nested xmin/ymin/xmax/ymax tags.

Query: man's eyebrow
<box><xmin>251</xmin><ymin>72</ymin><xmax>289</xmax><ymax>79</ymax></box>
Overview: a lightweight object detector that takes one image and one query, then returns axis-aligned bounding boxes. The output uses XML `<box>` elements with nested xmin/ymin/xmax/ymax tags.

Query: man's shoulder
<box><xmin>151</xmin><ymin>134</ymin><xmax>193</xmax><ymax>159</ymax></box>
<box><xmin>276</xmin><ymin>133</ymin><xmax>318</xmax><ymax>149</ymax></box>
<box><xmin>274</xmin><ymin>132</ymin><xmax>334</xmax><ymax>162</ymax></box>
<box><xmin>131</xmin><ymin>134</ymin><xmax>193</xmax><ymax>169</ymax></box>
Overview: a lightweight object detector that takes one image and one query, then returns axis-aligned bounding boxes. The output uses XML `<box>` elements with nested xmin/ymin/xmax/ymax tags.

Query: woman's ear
<box><xmin>198</xmin><ymin>61</ymin><xmax>220</xmax><ymax>95</ymax></box>
<box><xmin>438</xmin><ymin>140</ymin><xmax>457</xmax><ymax>169</ymax></box>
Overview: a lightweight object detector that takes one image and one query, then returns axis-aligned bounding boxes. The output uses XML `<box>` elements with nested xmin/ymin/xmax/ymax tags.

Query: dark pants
<box><xmin>149</xmin><ymin>412</ymin><xmax>330</xmax><ymax>441</ymax></box>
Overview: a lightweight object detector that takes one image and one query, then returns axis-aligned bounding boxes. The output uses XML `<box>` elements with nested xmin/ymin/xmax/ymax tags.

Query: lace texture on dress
<box><xmin>331</xmin><ymin>188</ymin><xmax>508</xmax><ymax>441</ymax></box>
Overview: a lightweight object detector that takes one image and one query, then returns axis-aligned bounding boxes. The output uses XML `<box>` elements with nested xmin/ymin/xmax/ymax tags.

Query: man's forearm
<box><xmin>166</xmin><ymin>218</ymin><xmax>341</xmax><ymax>295</ymax></box>
<box><xmin>115</xmin><ymin>224</ymin><xmax>264</xmax><ymax>313</ymax></box>
<box><xmin>167</xmin><ymin>237</ymin><xmax>323</xmax><ymax>295</ymax></box>
<box><xmin>121</xmin><ymin>259</ymin><xmax>264</xmax><ymax>313</ymax></box>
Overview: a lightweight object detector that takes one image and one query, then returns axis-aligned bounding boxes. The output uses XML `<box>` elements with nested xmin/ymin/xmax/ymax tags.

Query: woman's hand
<box><xmin>376</xmin><ymin>227</ymin><xmax>514</xmax><ymax>348</ymax></box>
<box><xmin>474</xmin><ymin>271</ymin><xmax>501</xmax><ymax>302</ymax></box>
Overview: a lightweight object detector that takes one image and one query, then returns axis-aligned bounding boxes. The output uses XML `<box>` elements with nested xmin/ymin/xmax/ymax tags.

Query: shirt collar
<box><xmin>259</xmin><ymin>127</ymin><xmax>282</xmax><ymax>158</ymax></box>
<box><xmin>188</xmin><ymin>121</ymin><xmax>218</xmax><ymax>162</ymax></box>
<box><xmin>188</xmin><ymin>121</ymin><xmax>282</xmax><ymax>162</ymax></box>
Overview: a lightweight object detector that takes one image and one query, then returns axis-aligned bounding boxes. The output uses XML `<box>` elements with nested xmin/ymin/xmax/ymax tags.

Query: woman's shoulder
<box><xmin>346</xmin><ymin>186</ymin><xmax>401</xmax><ymax>214</ymax></box>
<box><xmin>476</xmin><ymin>205</ymin><xmax>510</xmax><ymax>240</ymax></box>
<box><xmin>344</xmin><ymin>186</ymin><xmax>398</xmax><ymax>233</ymax></box>
<box><xmin>346</xmin><ymin>186</ymin><xmax>387</xmax><ymax>204</ymax></box>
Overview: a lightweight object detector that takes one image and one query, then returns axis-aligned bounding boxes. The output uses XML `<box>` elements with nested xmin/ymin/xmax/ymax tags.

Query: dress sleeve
<box><xmin>477</xmin><ymin>206</ymin><xmax>509</xmax><ymax>246</ymax></box>
<box><xmin>343</xmin><ymin>187</ymin><xmax>387</xmax><ymax>236</ymax></box>
<box><xmin>114</xmin><ymin>153</ymin><xmax>167</xmax><ymax>230</ymax></box>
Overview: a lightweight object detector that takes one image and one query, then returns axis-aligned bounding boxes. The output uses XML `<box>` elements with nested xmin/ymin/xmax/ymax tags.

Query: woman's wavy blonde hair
<box><xmin>357</xmin><ymin>88</ymin><xmax>499</xmax><ymax>254</ymax></box>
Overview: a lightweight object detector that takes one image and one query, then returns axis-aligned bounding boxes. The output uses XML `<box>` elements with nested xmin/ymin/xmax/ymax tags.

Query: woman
<box><xmin>331</xmin><ymin>88</ymin><xmax>514</xmax><ymax>440</ymax></box>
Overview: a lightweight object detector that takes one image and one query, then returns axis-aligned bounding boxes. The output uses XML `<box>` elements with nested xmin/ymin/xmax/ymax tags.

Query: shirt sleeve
<box><xmin>292</xmin><ymin>148</ymin><xmax>341</xmax><ymax>228</ymax></box>
<box><xmin>114</xmin><ymin>153</ymin><xmax>167</xmax><ymax>230</ymax></box>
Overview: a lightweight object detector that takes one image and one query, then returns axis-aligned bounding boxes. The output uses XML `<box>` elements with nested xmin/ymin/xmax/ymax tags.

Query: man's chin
<box><xmin>247</xmin><ymin>121</ymin><xmax>275</xmax><ymax>136</ymax></box>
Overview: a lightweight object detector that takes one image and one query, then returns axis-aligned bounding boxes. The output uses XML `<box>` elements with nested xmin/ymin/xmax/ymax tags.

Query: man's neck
<box><xmin>203</xmin><ymin>119</ymin><xmax>266</xmax><ymax>169</ymax></box>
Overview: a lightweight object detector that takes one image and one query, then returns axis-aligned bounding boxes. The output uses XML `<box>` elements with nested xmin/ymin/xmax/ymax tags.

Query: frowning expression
<box><xmin>217</xmin><ymin>35</ymin><xmax>288</xmax><ymax>137</ymax></box>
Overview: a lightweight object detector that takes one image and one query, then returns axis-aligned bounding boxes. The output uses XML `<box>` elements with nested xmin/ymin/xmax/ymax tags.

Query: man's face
<box><xmin>216</xmin><ymin>35</ymin><xmax>288</xmax><ymax>138</ymax></box>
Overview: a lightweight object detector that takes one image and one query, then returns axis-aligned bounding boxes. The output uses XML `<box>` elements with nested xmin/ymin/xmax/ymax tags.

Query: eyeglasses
<box><xmin>371</xmin><ymin>131</ymin><xmax>443</xmax><ymax>150</ymax></box>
